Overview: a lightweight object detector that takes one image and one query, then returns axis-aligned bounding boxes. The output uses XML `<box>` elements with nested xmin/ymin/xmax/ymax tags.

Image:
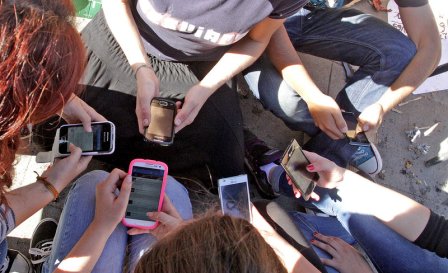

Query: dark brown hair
<box><xmin>134</xmin><ymin>214</ymin><xmax>287</xmax><ymax>273</ymax></box>
<box><xmin>0</xmin><ymin>0</ymin><xmax>86</xmax><ymax>197</ymax></box>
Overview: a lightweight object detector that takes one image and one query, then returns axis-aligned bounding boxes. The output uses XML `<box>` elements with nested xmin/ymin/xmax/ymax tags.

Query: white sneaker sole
<box><xmin>357</xmin><ymin>143</ymin><xmax>383</xmax><ymax>176</ymax></box>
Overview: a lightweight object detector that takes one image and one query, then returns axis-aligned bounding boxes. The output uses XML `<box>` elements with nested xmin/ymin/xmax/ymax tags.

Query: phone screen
<box><xmin>218</xmin><ymin>175</ymin><xmax>251</xmax><ymax>222</ymax></box>
<box><xmin>125</xmin><ymin>166</ymin><xmax>164</xmax><ymax>221</ymax></box>
<box><xmin>146</xmin><ymin>104</ymin><xmax>174</xmax><ymax>140</ymax></box>
<box><xmin>281</xmin><ymin>139</ymin><xmax>317</xmax><ymax>200</ymax></box>
<box><xmin>58</xmin><ymin>123</ymin><xmax>111</xmax><ymax>153</ymax></box>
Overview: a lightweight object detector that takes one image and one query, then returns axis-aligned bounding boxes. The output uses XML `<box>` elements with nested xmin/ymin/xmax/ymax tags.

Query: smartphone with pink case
<box><xmin>122</xmin><ymin>159</ymin><xmax>168</xmax><ymax>229</ymax></box>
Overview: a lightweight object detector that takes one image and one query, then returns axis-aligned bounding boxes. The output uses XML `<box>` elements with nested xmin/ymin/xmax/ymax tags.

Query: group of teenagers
<box><xmin>0</xmin><ymin>0</ymin><xmax>447</xmax><ymax>272</ymax></box>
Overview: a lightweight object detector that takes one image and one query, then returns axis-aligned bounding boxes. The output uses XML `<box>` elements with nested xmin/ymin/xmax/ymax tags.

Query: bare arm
<box><xmin>52</xmin><ymin>222</ymin><xmax>112</xmax><ymax>273</ymax></box>
<box><xmin>53</xmin><ymin>170</ymin><xmax>132</xmax><ymax>273</ymax></box>
<box><xmin>102</xmin><ymin>0</ymin><xmax>149</xmax><ymax>69</ymax></box>
<box><xmin>266</xmin><ymin>26</ymin><xmax>348</xmax><ymax>139</ymax></box>
<box><xmin>338</xmin><ymin>170</ymin><xmax>430</xmax><ymax>241</ymax></box>
<box><xmin>251</xmin><ymin>206</ymin><xmax>320</xmax><ymax>273</ymax></box>
<box><xmin>102</xmin><ymin>0</ymin><xmax>159</xmax><ymax>133</ymax></box>
<box><xmin>174</xmin><ymin>17</ymin><xmax>286</xmax><ymax>131</ymax></box>
<box><xmin>5</xmin><ymin>146</ymin><xmax>90</xmax><ymax>226</ymax></box>
<box><xmin>359</xmin><ymin>3</ymin><xmax>441</xmax><ymax>131</ymax></box>
<box><xmin>378</xmin><ymin>4</ymin><xmax>441</xmax><ymax>112</ymax></box>
<box><xmin>304</xmin><ymin>151</ymin><xmax>430</xmax><ymax>242</ymax></box>
<box><xmin>201</xmin><ymin>18</ymin><xmax>284</xmax><ymax>92</ymax></box>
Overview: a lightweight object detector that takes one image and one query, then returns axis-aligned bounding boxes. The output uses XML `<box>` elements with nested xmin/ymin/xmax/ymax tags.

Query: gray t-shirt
<box><xmin>130</xmin><ymin>0</ymin><xmax>307</xmax><ymax>61</ymax></box>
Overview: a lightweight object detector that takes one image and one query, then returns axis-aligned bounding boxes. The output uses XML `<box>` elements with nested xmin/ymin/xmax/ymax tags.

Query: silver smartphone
<box><xmin>58</xmin><ymin>121</ymin><xmax>115</xmax><ymax>156</ymax></box>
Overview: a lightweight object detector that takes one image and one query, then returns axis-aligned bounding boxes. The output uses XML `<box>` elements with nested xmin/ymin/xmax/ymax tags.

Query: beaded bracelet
<box><xmin>134</xmin><ymin>64</ymin><xmax>151</xmax><ymax>78</ymax></box>
<box><xmin>34</xmin><ymin>171</ymin><xmax>59</xmax><ymax>201</ymax></box>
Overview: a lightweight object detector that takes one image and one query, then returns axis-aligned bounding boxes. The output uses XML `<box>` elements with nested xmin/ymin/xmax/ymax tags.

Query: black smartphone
<box><xmin>58</xmin><ymin>121</ymin><xmax>115</xmax><ymax>156</ymax></box>
<box><xmin>341</xmin><ymin>111</ymin><xmax>369</xmax><ymax>146</ymax></box>
<box><xmin>144</xmin><ymin>98</ymin><xmax>176</xmax><ymax>146</ymax></box>
<box><xmin>280</xmin><ymin>139</ymin><xmax>318</xmax><ymax>201</ymax></box>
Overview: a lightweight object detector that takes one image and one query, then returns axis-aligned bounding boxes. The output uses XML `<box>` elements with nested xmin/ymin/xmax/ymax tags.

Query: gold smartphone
<box><xmin>280</xmin><ymin>139</ymin><xmax>318</xmax><ymax>201</ymax></box>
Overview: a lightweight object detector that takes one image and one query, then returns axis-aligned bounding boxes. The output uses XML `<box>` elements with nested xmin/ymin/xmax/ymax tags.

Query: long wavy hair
<box><xmin>135</xmin><ymin>214</ymin><xmax>288</xmax><ymax>273</ymax></box>
<box><xmin>0</xmin><ymin>0</ymin><xmax>86</xmax><ymax>199</ymax></box>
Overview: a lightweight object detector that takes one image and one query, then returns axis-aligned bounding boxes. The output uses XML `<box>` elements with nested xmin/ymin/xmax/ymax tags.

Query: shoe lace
<box><xmin>29</xmin><ymin>241</ymin><xmax>53</xmax><ymax>265</ymax></box>
<box><xmin>350</xmin><ymin>147</ymin><xmax>370</xmax><ymax>163</ymax></box>
<box><xmin>0</xmin><ymin>255</ymin><xmax>9</xmax><ymax>273</ymax></box>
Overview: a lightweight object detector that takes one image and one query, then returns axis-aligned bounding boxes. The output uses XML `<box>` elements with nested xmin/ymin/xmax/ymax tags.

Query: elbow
<box><xmin>421</xmin><ymin>39</ymin><xmax>441</xmax><ymax>72</ymax></box>
<box><xmin>417</xmin><ymin>32</ymin><xmax>442</xmax><ymax>72</ymax></box>
<box><xmin>432</xmin><ymin>39</ymin><xmax>442</xmax><ymax>70</ymax></box>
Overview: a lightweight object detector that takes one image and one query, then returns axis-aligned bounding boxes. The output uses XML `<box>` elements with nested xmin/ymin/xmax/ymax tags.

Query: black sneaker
<box><xmin>0</xmin><ymin>249</ymin><xmax>33</xmax><ymax>273</ymax></box>
<box><xmin>244</xmin><ymin>129</ymin><xmax>283</xmax><ymax>199</ymax></box>
<box><xmin>29</xmin><ymin>218</ymin><xmax>57</xmax><ymax>272</ymax></box>
<box><xmin>244</xmin><ymin>129</ymin><xmax>284</xmax><ymax>165</ymax></box>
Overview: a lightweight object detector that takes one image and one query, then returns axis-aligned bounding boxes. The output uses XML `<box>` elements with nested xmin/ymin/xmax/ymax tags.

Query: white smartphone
<box><xmin>122</xmin><ymin>159</ymin><xmax>168</xmax><ymax>230</ymax></box>
<box><xmin>58</xmin><ymin>121</ymin><xmax>115</xmax><ymax>156</ymax></box>
<box><xmin>218</xmin><ymin>174</ymin><xmax>252</xmax><ymax>222</ymax></box>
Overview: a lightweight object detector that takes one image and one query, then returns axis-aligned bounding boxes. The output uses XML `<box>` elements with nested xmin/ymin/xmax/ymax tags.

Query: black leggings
<box><xmin>79</xmin><ymin>10</ymin><xmax>245</xmax><ymax>181</ymax></box>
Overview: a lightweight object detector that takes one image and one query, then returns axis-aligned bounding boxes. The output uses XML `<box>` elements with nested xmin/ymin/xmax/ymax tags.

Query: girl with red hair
<box><xmin>0</xmin><ymin>0</ymin><xmax>103</xmax><ymax>271</ymax></box>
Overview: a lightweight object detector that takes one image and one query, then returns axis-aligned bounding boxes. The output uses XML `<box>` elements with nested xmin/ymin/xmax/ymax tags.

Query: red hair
<box><xmin>0</xmin><ymin>0</ymin><xmax>86</xmax><ymax>197</ymax></box>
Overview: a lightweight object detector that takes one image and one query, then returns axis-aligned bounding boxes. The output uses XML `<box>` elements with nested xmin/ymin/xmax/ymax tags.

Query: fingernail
<box><xmin>143</xmin><ymin>119</ymin><xmax>149</xmax><ymax>127</ymax></box>
<box><xmin>174</xmin><ymin>118</ymin><xmax>181</xmax><ymax>126</ymax></box>
<box><xmin>307</xmin><ymin>164</ymin><xmax>315</xmax><ymax>171</ymax></box>
<box><xmin>146</xmin><ymin>212</ymin><xmax>154</xmax><ymax>216</ymax></box>
<box><xmin>310</xmin><ymin>239</ymin><xmax>315</xmax><ymax>243</ymax></box>
<box><xmin>313</xmin><ymin>231</ymin><xmax>318</xmax><ymax>236</ymax></box>
<box><xmin>363</xmin><ymin>124</ymin><xmax>369</xmax><ymax>131</ymax></box>
<box><xmin>341</xmin><ymin>126</ymin><xmax>348</xmax><ymax>133</ymax></box>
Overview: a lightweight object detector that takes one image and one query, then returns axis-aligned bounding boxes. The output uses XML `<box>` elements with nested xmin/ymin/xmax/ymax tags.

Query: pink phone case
<box><xmin>121</xmin><ymin>159</ymin><xmax>168</xmax><ymax>230</ymax></box>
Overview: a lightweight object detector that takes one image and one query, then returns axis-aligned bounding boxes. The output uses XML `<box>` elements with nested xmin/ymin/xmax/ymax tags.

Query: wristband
<box><xmin>134</xmin><ymin>64</ymin><xmax>151</xmax><ymax>78</ymax></box>
<box><xmin>34</xmin><ymin>171</ymin><xmax>59</xmax><ymax>201</ymax></box>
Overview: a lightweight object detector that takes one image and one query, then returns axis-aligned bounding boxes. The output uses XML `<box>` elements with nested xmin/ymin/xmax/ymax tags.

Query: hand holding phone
<box><xmin>127</xmin><ymin>196</ymin><xmax>183</xmax><ymax>238</ymax></box>
<box><xmin>42</xmin><ymin>144</ymin><xmax>91</xmax><ymax>191</ymax></box>
<box><xmin>122</xmin><ymin>159</ymin><xmax>168</xmax><ymax>229</ymax></box>
<box><xmin>144</xmin><ymin>98</ymin><xmax>176</xmax><ymax>146</ymax></box>
<box><xmin>94</xmin><ymin>169</ymin><xmax>132</xmax><ymax>230</ymax></box>
<box><xmin>280</xmin><ymin>139</ymin><xmax>318</xmax><ymax>201</ymax></box>
<box><xmin>218</xmin><ymin>174</ymin><xmax>252</xmax><ymax>222</ymax></box>
<box><xmin>341</xmin><ymin>112</ymin><xmax>369</xmax><ymax>146</ymax></box>
<box><xmin>58</xmin><ymin>121</ymin><xmax>115</xmax><ymax>156</ymax></box>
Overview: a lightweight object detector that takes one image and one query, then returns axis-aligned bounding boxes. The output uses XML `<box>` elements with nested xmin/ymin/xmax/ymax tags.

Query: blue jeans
<box><xmin>290</xmin><ymin>212</ymin><xmax>355</xmax><ymax>273</ymax></box>
<box><xmin>245</xmin><ymin>7</ymin><xmax>416</xmax><ymax>133</ymax></box>
<box><xmin>0</xmin><ymin>240</ymin><xmax>6</xmax><ymax>269</ymax></box>
<box><xmin>42</xmin><ymin>170</ymin><xmax>193</xmax><ymax>273</ymax></box>
<box><xmin>244</xmin><ymin>8</ymin><xmax>416</xmax><ymax>166</ymax></box>
<box><xmin>278</xmin><ymin>174</ymin><xmax>448</xmax><ymax>273</ymax></box>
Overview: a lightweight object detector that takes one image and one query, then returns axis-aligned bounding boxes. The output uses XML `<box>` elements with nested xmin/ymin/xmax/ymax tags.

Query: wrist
<box><xmin>91</xmin><ymin>218</ymin><xmax>117</xmax><ymax>236</ymax></box>
<box><xmin>374</xmin><ymin>100</ymin><xmax>389</xmax><ymax>114</ymax></box>
<box><xmin>303</xmin><ymin>90</ymin><xmax>326</xmax><ymax>105</ymax></box>
<box><xmin>134</xmin><ymin>63</ymin><xmax>152</xmax><ymax>78</ymax></box>
<box><xmin>43</xmin><ymin>174</ymin><xmax>68</xmax><ymax>194</ymax></box>
<box><xmin>35</xmin><ymin>171</ymin><xmax>67</xmax><ymax>197</ymax></box>
<box><xmin>196</xmin><ymin>82</ymin><xmax>216</xmax><ymax>96</ymax></box>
